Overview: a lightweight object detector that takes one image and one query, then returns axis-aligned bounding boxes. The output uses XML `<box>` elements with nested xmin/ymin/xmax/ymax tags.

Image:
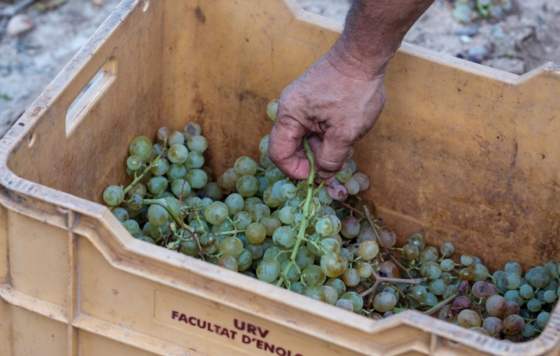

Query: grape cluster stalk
<box><xmin>102</xmin><ymin>101</ymin><xmax>560</xmax><ymax>342</ymax></box>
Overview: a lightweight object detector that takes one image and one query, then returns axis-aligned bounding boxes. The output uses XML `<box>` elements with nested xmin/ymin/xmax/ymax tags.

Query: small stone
<box><xmin>6</xmin><ymin>14</ymin><xmax>34</xmax><ymax>37</ymax></box>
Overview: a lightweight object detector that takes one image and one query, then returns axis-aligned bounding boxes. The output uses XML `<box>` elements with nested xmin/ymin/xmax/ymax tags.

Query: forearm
<box><xmin>328</xmin><ymin>0</ymin><xmax>434</xmax><ymax>79</ymax></box>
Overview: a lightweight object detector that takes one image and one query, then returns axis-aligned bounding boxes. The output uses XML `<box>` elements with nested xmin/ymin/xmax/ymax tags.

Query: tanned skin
<box><xmin>269</xmin><ymin>0</ymin><xmax>434</xmax><ymax>179</ymax></box>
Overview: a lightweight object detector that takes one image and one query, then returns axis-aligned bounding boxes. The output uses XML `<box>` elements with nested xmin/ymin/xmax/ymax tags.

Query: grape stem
<box><xmin>123</xmin><ymin>156</ymin><xmax>161</xmax><ymax>195</ymax></box>
<box><xmin>423</xmin><ymin>293</ymin><xmax>458</xmax><ymax>315</ymax></box>
<box><xmin>360</xmin><ymin>272</ymin><xmax>425</xmax><ymax>298</ymax></box>
<box><xmin>143</xmin><ymin>198</ymin><xmax>196</xmax><ymax>237</ymax></box>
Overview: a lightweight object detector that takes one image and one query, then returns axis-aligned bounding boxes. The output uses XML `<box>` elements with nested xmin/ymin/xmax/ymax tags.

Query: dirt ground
<box><xmin>0</xmin><ymin>0</ymin><xmax>559</xmax><ymax>137</ymax></box>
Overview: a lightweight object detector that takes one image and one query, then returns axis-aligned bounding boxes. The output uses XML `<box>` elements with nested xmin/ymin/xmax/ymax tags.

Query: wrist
<box><xmin>326</xmin><ymin>38</ymin><xmax>395</xmax><ymax>81</ymax></box>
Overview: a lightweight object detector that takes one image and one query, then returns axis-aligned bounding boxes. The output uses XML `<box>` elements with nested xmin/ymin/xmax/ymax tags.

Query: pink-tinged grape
<box><xmin>103</xmin><ymin>185</ymin><xmax>124</xmax><ymax>207</ymax></box>
<box><xmin>379</xmin><ymin>261</ymin><xmax>400</xmax><ymax>278</ymax></box>
<box><xmin>157</xmin><ymin>126</ymin><xmax>170</xmax><ymax>142</ymax></box>
<box><xmin>237</xmin><ymin>249</ymin><xmax>253</xmax><ymax>271</ymax></box>
<box><xmin>219</xmin><ymin>236</ymin><xmax>244</xmax><ymax>257</ymax></box>
<box><xmin>218</xmin><ymin>255</ymin><xmax>238</xmax><ymax>271</ymax></box>
<box><xmin>218</xmin><ymin>168</ymin><xmax>238</xmax><ymax>191</ymax></box>
<box><xmin>261</xmin><ymin>217</ymin><xmax>281</xmax><ymax>236</ymax></box>
<box><xmin>327</xmin><ymin>278</ymin><xmax>346</xmax><ymax>297</ymax></box>
<box><xmin>326</xmin><ymin>178</ymin><xmax>348</xmax><ymax>201</ymax></box>
<box><xmin>126</xmin><ymin>155</ymin><xmax>143</xmax><ymax>172</ymax></box>
<box><xmin>147</xmin><ymin>204</ymin><xmax>170</xmax><ymax>226</ymax></box>
<box><xmin>266</xmin><ymin>100</ymin><xmax>278</xmax><ymax>121</ymax></box>
<box><xmin>374</xmin><ymin>292</ymin><xmax>398</xmax><ymax>313</ymax></box>
<box><xmin>122</xmin><ymin>219</ymin><xmax>142</xmax><ymax>236</ymax></box>
<box><xmin>339</xmin><ymin>291</ymin><xmax>363</xmax><ymax>312</ymax></box>
<box><xmin>236</xmin><ymin>175</ymin><xmax>259</xmax><ymax>197</ymax></box>
<box><xmin>129</xmin><ymin>136</ymin><xmax>153</xmax><ymax>162</ymax></box>
<box><xmin>186</xmin><ymin>169</ymin><xmax>208</xmax><ymax>189</ymax></box>
<box><xmin>504</xmin><ymin>301</ymin><xmax>520</xmax><ymax>317</ymax></box>
<box><xmin>320</xmin><ymin>253</ymin><xmax>347</xmax><ymax>278</ymax></box>
<box><xmin>112</xmin><ymin>207</ymin><xmax>129</xmax><ymax>222</ymax></box>
<box><xmin>246</xmin><ymin>222</ymin><xmax>266</xmax><ymax>245</ymax></box>
<box><xmin>379</xmin><ymin>230</ymin><xmax>396</xmax><ymax>248</ymax></box>
<box><xmin>472</xmin><ymin>281</ymin><xmax>497</xmax><ymax>298</ymax></box>
<box><xmin>486</xmin><ymin>295</ymin><xmax>506</xmax><ymax>317</ymax></box>
<box><xmin>185</xmin><ymin>151</ymin><xmax>205</xmax><ymax>169</ymax></box>
<box><xmin>187</xmin><ymin>135</ymin><xmax>208</xmax><ymax>153</ymax></box>
<box><xmin>168</xmin><ymin>131</ymin><xmax>185</xmax><ymax>146</ymax></box>
<box><xmin>345</xmin><ymin>178</ymin><xmax>361</xmax><ymax>195</ymax></box>
<box><xmin>451</xmin><ymin>295</ymin><xmax>471</xmax><ymax>312</ymax></box>
<box><xmin>352</xmin><ymin>172</ymin><xmax>370</xmax><ymax>191</ymax></box>
<box><xmin>503</xmin><ymin>315</ymin><xmax>525</xmax><ymax>336</ymax></box>
<box><xmin>457</xmin><ymin>309</ymin><xmax>482</xmax><ymax>328</ymax></box>
<box><xmin>358</xmin><ymin>240</ymin><xmax>379</xmax><ymax>261</ymax></box>
<box><xmin>234</xmin><ymin>156</ymin><xmax>258</xmax><ymax>176</ymax></box>
<box><xmin>356</xmin><ymin>261</ymin><xmax>374</xmax><ymax>279</ymax></box>
<box><xmin>148</xmin><ymin>176</ymin><xmax>169</xmax><ymax>195</ymax></box>
<box><xmin>168</xmin><ymin>144</ymin><xmax>189</xmax><ymax>164</ymax></box>
<box><xmin>483</xmin><ymin>317</ymin><xmax>503</xmax><ymax>337</ymax></box>
<box><xmin>171</xmin><ymin>179</ymin><xmax>191</xmax><ymax>199</ymax></box>
<box><xmin>272</xmin><ymin>226</ymin><xmax>296</xmax><ymax>248</ymax></box>
<box><xmin>302</xmin><ymin>265</ymin><xmax>326</xmax><ymax>287</ymax></box>
<box><xmin>168</xmin><ymin>164</ymin><xmax>187</xmax><ymax>180</ymax></box>
<box><xmin>257</xmin><ymin>259</ymin><xmax>280</xmax><ymax>283</ymax></box>
<box><xmin>183</xmin><ymin>122</ymin><xmax>202</xmax><ymax>138</ymax></box>
<box><xmin>341</xmin><ymin>216</ymin><xmax>360</xmax><ymax>239</ymax></box>
<box><xmin>204</xmin><ymin>201</ymin><xmax>229</xmax><ymax>226</ymax></box>
<box><xmin>204</xmin><ymin>182</ymin><xmax>223</xmax><ymax>200</ymax></box>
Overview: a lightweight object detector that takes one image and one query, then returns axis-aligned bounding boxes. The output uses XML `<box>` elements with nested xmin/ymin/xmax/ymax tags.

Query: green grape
<box><xmin>112</xmin><ymin>207</ymin><xmax>129</xmax><ymax>222</ymax></box>
<box><xmin>352</xmin><ymin>172</ymin><xmax>370</xmax><ymax>191</ymax></box>
<box><xmin>171</xmin><ymin>179</ymin><xmax>191</xmax><ymax>199</ymax></box>
<box><xmin>320</xmin><ymin>238</ymin><xmax>341</xmax><ymax>255</ymax></box>
<box><xmin>266</xmin><ymin>100</ymin><xmax>278</xmax><ymax>121</ymax></box>
<box><xmin>249</xmin><ymin>203</ymin><xmax>271</xmax><ymax>222</ymax></box>
<box><xmin>320</xmin><ymin>253</ymin><xmax>347</xmax><ymax>278</ymax></box>
<box><xmin>218</xmin><ymin>168</ymin><xmax>238</xmax><ymax>192</ymax></box>
<box><xmin>289</xmin><ymin>282</ymin><xmax>305</xmax><ymax>294</ymax></box>
<box><xmin>189</xmin><ymin>219</ymin><xmax>209</xmax><ymax>234</ymax></box>
<box><xmin>302</xmin><ymin>265</ymin><xmax>326</xmax><ymax>287</ymax></box>
<box><xmin>157</xmin><ymin>126</ymin><xmax>170</xmax><ymax>142</ymax></box>
<box><xmin>185</xmin><ymin>151</ymin><xmax>205</xmax><ymax>169</ymax></box>
<box><xmin>126</xmin><ymin>194</ymin><xmax>144</xmax><ymax>212</ymax></box>
<box><xmin>247</xmin><ymin>243</ymin><xmax>265</xmax><ymax>260</ymax></box>
<box><xmin>543</xmin><ymin>290</ymin><xmax>556</xmax><ymax>304</ymax></box>
<box><xmin>505</xmin><ymin>272</ymin><xmax>522</xmax><ymax>290</ymax></box>
<box><xmin>259</xmin><ymin>135</ymin><xmax>269</xmax><ymax>155</ymax></box>
<box><xmin>345</xmin><ymin>178</ymin><xmax>360</xmax><ymax>195</ymax></box>
<box><xmin>168</xmin><ymin>144</ymin><xmax>189</xmax><ymax>164</ymax></box>
<box><xmin>185</xmin><ymin>196</ymin><xmax>202</xmax><ymax>209</ymax></box>
<box><xmin>424</xmin><ymin>293</ymin><xmax>438</xmax><ymax>307</ymax></box>
<box><xmin>163</xmin><ymin>196</ymin><xmax>183</xmax><ymax>217</ymax></box>
<box><xmin>304</xmin><ymin>286</ymin><xmax>324</xmax><ymax>301</ymax></box>
<box><xmin>335</xmin><ymin>163</ymin><xmax>354</xmax><ymax>183</ymax></box>
<box><xmin>246</xmin><ymin>222</ymin><xmax>267</xmax><ymax>245</ymax></box>
<box><xmin>374</xmin><ymin>292</ymin><xmax>398</xmax><ymax>313</ymax></box>
<box><xmin>457</xmin><ymin>309</ymin><xmax>482</xmax><ymax>328</ymax></box>
<box><xmin>519</xmin><ymin>284</ymin><xmax>534</xmax><ymax>299</ymax></box>
<box><xmin>339</xmin><ymin>291</ymin><xmax>363</xmax><ymax>312</ymax></box>
<box><xmin>183</xmin><ymin>122</ymin><xmax>202</xmax><ymax>138</ymax></box>
<box><xmin>204</xmin><ymin>182</ymin><xmax>223</xmax><ymax>200</ymax></box>
<box><xmin>234</xmin><ymin>211</ymin><xmax>252</xmax><ymax>229</ymax></box>
<box><xmin>503</xmin><ymin>315</ymin><xmax>524</xmax><ymax>336</ymax></box>
<box><xmin>356</xmin><ymin>261</ymin><xmax>374</xmax><ymax>279</ymax></box>
<box><xmin>522</xmin><ymin>324</ymin><xmax>539</xmax><ymax>338</ymax></box>
<box><xmin>342</xmin><ymin>268</ymin><xmax>360</xmax><ymax>287</ymax></box>
<box><xmin>265</xmin><ymin>167</ymin><xmax>285</xmax><ymax>185</ymax></box>
<box><xmin>263</xmin><ymin>246</ymin><xmax>282</xmax><ymax>261</ymax></box>
<box><xmin>280</xmin><ymin>261</ymin><xmax>300</xmax><ymax>282</ymax></box>
<box><xmin>278</xmin><ymin>206</ymin><xmax>296</xmax><ymax>225</ymax></box>
<box><xmin>237</xmin><ymin>249</ymin><xmax>253</xmax><ymax>271</ymax></box>
<box><xmin>322</xmin><ymin>285</ymin><xmax>338</xmax><ymax>305</ymax></box>
<box><xmin>129</xmin><ymin>136</ymin><xmax>153</xmax><ymax>161</ymax></box>
<box><xmin>128</xmin><ymin>182</ymin><xmax>147</xmax><ymax>197</ymax></box>
<box><xmin>123</xmin><ymin>219</ymin><xmax>142</xmax><ymax>236</ymax></box>
<box><xmin>421</xmin><ymin>247</ymin><xmax>439</xmax><ymax>263</ymax></box>
<box><xmin>460</xmin><ymin>255</ymin><xmax>475</xmax><ymax>266</ymax></box>
<box><xmin>429</xmin><ymin>279</ymin><xmax>447</xmax><ymax>296</ymax></box>
<box><xmin>168</xmin><ymin>164</ymin><xmax>187</xmax><ymax>180</ymax></box>
<box><xmin>315</xmin><ymin>216</ymin><xmax>335</xmax><ymax>237</ymax></box>
<box><xmin>152</xmin><ymin>143</ymin><xmax>164</xmax><ymax>156</ymax></box>
<box><xmin>440</xmin><ymin>259</ymin><xmax>455</xmax><ymax>272</ymax></box>
<box><xmin>187</xmin><ymin>135</ymin><xmax>208</xmax><ymax>153</ymax></box>
<box><xmin>357</xmin><ymin>240</ymin><xmax>379</xmax><ymax>261</ymax></box>
<box><xmin>186</xmin><ymin>169</ymin><xmax>208</xmax><ymax>189</ymax></box>
<box><xmin>280</xmin><ymin>182</ymin><xmax>297</xmax><ymax>201</ymax></box>
<box><xmin>483</xmin><ymin>317</ymin><xmax>503</xmax><ymax>337</ymax></box>
<box><xmin>402</xmin><ymin>244</ymin><xmax>420</xmax><ymax>261</ymax></box>
<box><xmin>234</xmin><ymin>156</ymin><xmax>258</xmax><ymax>176</ymax></box>
<box><xmin>257</xmin><ymin>176</ymin><xmax>269</xmax><ymax>195</ymax></box>
<box><xmin>493</xmin><ymin>271</ymin><xmax>508</xmax><ymax>293</ymax></box>
<box><xmin>504</xmin><ymin>261</ymin><xmax>522</xmax><ymax>276</ymax></box>
<box><xmin>340</xmin><ymin>247</ymin><xmax>354</xmax><ymax>262</ymax></box>
<box><xmin>199</xmin><ymin>233</ymin><xmax>216</xmax><ymax>247</ymax></box>
<box><xmin>407</xmin><ymin>232</ymin><xmax>425</xmax><ymax>250</ymax></box>
<box><xmin>504</xmin><ymin>290</ymin><xmax>523</xmax><ymax>305</ymax></box>
<box><xmin>204</xmin><ymin>201</ymin><xmax>229</xmax><ymax>226</ymax></box>
<box><xmin>103</xmin><ymin>185</ymin><xmax>124</xmax><ymax>207</ymax></box>
<box><xmin>421</xmin><ymin>262</ymin><xmax>442</xmax><ymax>280</ymax></box>
<box><xmin>335</xmin><ymin>299</ymin><xmax>354</xmax><ymax>312</ymax></box>
<box><xmin>148</xmin><ymin>176</ymin><xmax>169</xmax><ymax>195</ymax></box>
<box><xmin>439</xmin><ymin>241</ymin><xmax>455</xmax><ymax>257</ymax></box>
<box><xmin>526</xmin><ymin>266</ymin><xmax>550</xmax><ymax>289</ymax></box>
<box><xmin>225</xmin><ymin>193</ymin><xmax>244</xmax><ymax>215</ymax></box>
<box><xmin>272</xmin><ymin>226</ymin><xmax>296</xmax><ymax>249</ymax></box>
<box><xmin>537</xmin><ymin>311</ymin><xmax>550</xmax><ymax>329</ymax></box>
<box><xmin>256</xmin><ymin>259</ymin><xmax>280</xmax><ymax>283</ymax></box>
<box><xmin>527</xmin><ymin>298</ymin><xmax>542</xmax><ymax>312</ymax></box>
<box><xmin>212</xmin><ymin>219</ymin><xmax>234</xmax><ymax>234</ymax></box>
<box><xmin>126</xmin><ymin>155</ymin><xmax>144</xmax><ymax>172</ymax></box>
<box><xmin>219</xmin><ymin>255</ymin><xmax>238</xmax><ymax>271</ymax></box>
<box><xmin>236</xmin><ymin>175</ymin><xmax>259</xmax><ymax>197</ymax></box>
<box><xmin>219</xmin><ymin>236</ymin><xmax>244</xmax><ymax>257</ymax></box>
<box><xmin>261</xmin><ymin>217</ymin><xmax>281</xmax><ymax>236</ymax></box>
<box><xmin>409</xmin><ymin>285</ymin><xmax>428</xmax><ymax>302</ymax></box>
<box><xmin>147</xmin><ymin>204</ymin><xmax>170</xmax><ymax>226</ymax></box>
<box><xmin>472</xmin><ymin>263</ymin><xmax>489</xmax><ymax>281</ymax></box>
<box><xmin>151</xmin><ymin>157</ymin><xmax>170</xmax><ymax>176</ymax></box>
<box><xmin>545</xmin><ymin>261</ymin><xmax>559</xmax><ymax>279</ymax></box>
<box><xmin>180</xmin><ymin>239</ymin><xmax>199</xmax><ymax>256</ymax></box>
<box><xmin>326</xmin><ymin>278</ymin><xmax>346</xmax><ymax>297</ymax></box>
<box><xmin>136</xmin><ymin>235</ymin><xmax>156</xmax><ymax>244</ymax></box>
<box><xmin>168</xmin><ymin>131</ymin><xmax>185</xmax><ymax>145</ymax></box>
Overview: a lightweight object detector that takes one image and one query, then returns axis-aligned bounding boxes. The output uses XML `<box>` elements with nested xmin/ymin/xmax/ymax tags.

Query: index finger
<box><xmin>268</xmin><ymin>115</ymin><xmax>310</xmax><ymax>180</ymax></box>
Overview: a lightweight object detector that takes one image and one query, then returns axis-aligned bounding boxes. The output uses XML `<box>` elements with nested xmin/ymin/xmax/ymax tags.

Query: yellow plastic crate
<box><xmin>1</xmin><ymin>0</ymin><xmax>560</xmax><ymax>355</ymax></box>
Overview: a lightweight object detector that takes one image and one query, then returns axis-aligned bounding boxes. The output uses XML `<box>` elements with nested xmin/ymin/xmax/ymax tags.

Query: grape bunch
<box><xmin>102</xmin><ymin>100</ymin><xmax>559</xmax><ymax>342</ymax></box>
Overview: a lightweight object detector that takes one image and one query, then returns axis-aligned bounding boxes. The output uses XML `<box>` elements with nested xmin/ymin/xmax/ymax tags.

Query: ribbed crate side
<box><xmin>11</xmin><ymin>306</ymin><xmax>67</xmax><ymax>355</ymax></box>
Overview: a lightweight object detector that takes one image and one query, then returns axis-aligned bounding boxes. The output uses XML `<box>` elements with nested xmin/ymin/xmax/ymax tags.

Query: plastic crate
<box><xmin>1</xmin><ymin>0</ymin><xmax>560</xmax><ymax>355</ymax></box>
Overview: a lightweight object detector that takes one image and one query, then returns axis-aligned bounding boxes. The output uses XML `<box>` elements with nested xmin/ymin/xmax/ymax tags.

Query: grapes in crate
<box><xmin>102</xmin><ymin>101</ymin><xmax>560</xmax><ymax>342</ymax></box>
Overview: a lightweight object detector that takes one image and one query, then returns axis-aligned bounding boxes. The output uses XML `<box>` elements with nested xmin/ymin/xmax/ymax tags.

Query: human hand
<box><xmin>268</xmin><ymin>52</ymin><xmax>385</xmax><ymax>180</ymax></box>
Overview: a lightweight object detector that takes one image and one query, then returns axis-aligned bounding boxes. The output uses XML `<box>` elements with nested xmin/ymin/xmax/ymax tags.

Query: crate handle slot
<box><xmin>65</xmin><ymin>59</ymin><xmax>117</xmax><ymax>137</ymax></box>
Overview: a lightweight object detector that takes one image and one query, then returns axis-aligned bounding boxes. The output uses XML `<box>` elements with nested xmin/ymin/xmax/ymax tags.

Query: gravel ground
<box><xmin>0</xmin><ymin>0</ymin><xmax>559</xmax><ymax>137</ymax></box>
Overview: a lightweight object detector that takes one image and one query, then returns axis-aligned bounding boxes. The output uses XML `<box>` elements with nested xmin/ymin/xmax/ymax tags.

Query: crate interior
<box><xmin>6</xmin><ymin>0</ymin><xmax>560</xmax><ymax>270</ymax></box>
